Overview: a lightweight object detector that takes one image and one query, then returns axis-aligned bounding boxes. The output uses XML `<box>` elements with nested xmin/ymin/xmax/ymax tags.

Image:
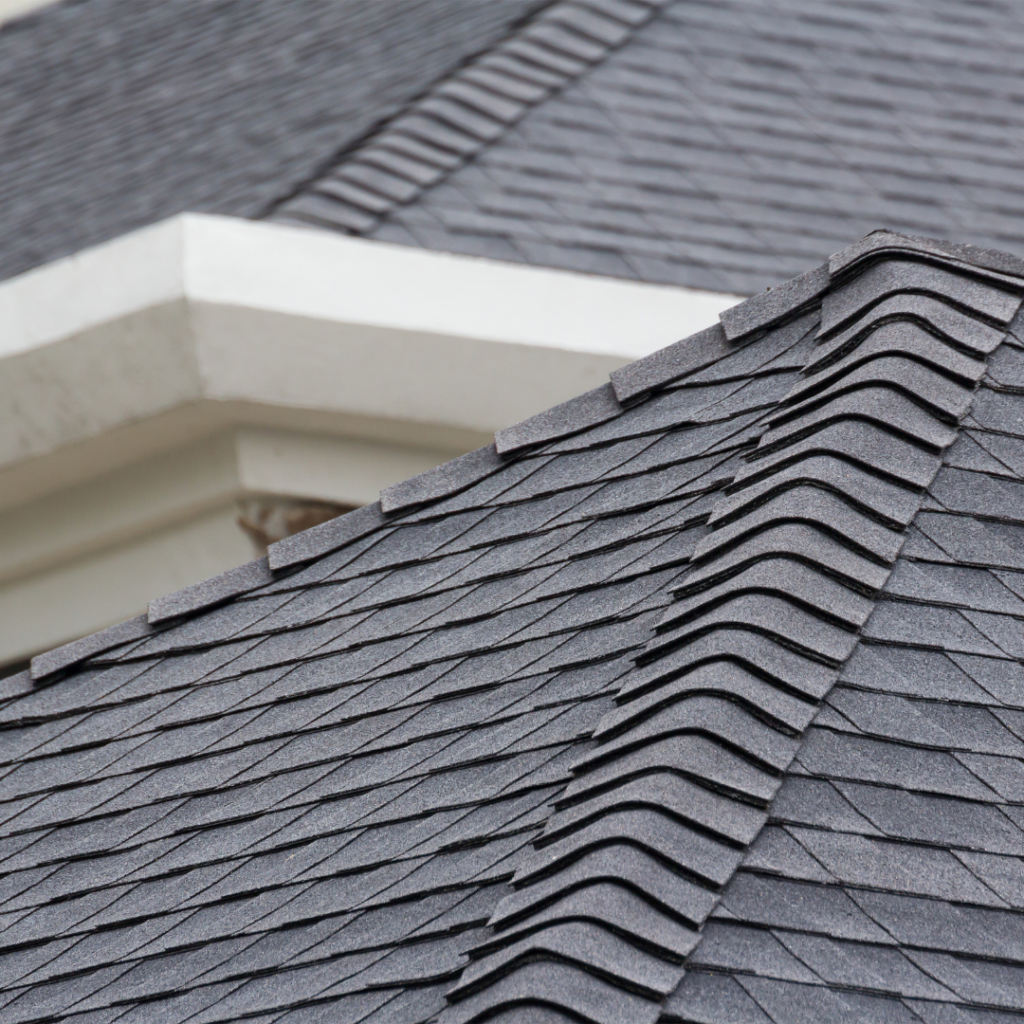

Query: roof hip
<box><xmin>269</xmin><ymin>0</ymin><xmax>668</xmax><ymax>235</ymax></box>
<box><xmin>435</xmin><ymin>241</ymin><xmax>1024</xmax><ymax>1022</ymax></box>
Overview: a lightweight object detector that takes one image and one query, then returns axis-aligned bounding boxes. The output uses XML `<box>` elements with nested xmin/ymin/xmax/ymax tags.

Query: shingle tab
<box><xmin>719</xmin><ymin>264</ymin><xmax>830</xmax><ymax>342</ymax></box>
<box><xmin>9</xmin><ymin>233</ymin><xmax>1024</xmax><ymax>1024</ymax></box>
<box><xmin>29</xmin><ymin>615</ymin><xmax>157</xmax><ymax>682</ymax></box>
<box><xmin>610</xmin><ymin>323</ymin><xmax>733</xmax><ymax>403</ymax></box>
<box><xmin>268</xmin><ymin>502</ymin><xmax>389</xmax><ymax>570</ymax></box>
<box><xmin>381</xmin><ymin>445</ymin><xmax>507</xmax><ymax>513</ymax></box>
<box><xmin>495</xmin><ymin>384</ymin><xmax>623</xmax><ymax>454</ymax></box>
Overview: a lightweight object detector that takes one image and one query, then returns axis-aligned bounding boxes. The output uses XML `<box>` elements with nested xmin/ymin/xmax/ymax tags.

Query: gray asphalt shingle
<box><xmin>7</xmin><ymin>220</ymin><xmax>1024</xmax><ymax>1022</ymax></box>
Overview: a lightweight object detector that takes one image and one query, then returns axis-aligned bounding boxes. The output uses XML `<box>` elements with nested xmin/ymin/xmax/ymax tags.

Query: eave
<box><xmin>0</xmin><ymin>213</ymin><xmax>740</xmax><ymax>663</ymax></box>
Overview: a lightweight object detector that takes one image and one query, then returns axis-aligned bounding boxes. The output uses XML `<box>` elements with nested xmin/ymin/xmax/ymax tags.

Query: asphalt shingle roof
<box><xmin>280</xmin><ymin>0</ymin><xmax>1024</xmax><ymax>295</ymax></box>
<box><xmin>0</xmin><ymin>0</ymin><xmax>542</xmax><ymax>282</ymax></box>
<box><xmin>8</xmin><ymin>0</ymin><xmax>1024</xmax><ymax>296</ymax></box>
<box><xmin>5</xmin><ymin>229</ymin><xmax>1024</xmax><ymax>1022</ymax></box>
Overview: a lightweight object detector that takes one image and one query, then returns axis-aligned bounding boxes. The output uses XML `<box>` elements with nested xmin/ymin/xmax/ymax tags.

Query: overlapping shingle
<box><xmin>0</xmin><ymin>0</ymin><xmax>546</xmax><ymax>283</ymax></box>
<box><xmin>254</xmin><ymin>3</ymin><xmax>1024</xmax><ymax>294</ymax></box>
<box><xmin>6</xmin><ymin>232</ymin><xmax>1024</xmax><ymax>1024</ymax></box>
<box><xmin>436</xmin><ymin>244</ymin><xmax>1024</xmax><ymax>1021</ymax></box>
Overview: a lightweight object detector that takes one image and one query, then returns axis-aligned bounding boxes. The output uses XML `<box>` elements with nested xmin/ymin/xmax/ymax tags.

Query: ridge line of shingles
<box><xmin>434</xmin><ymin>248</ymin><xmax>1024</xmax><ymax>1024</ymax></box>
<box><xmin>25</xmin><ymin>232</ymin><xmax>1024</xmax><ymax>684</ymax></box>
<box><xmin>268</xmin><ymin>0</ymin><xmax>669</xmax><ymax>235</ymax></box>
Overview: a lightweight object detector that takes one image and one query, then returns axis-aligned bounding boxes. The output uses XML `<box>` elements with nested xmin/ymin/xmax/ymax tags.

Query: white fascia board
<box><xmin>0</xmin><ymin>214</ymin><xmax>743</xmax><ymax>505</ymax></box>
<box><xmin>0</xmin><ymin>0</ymin><xmax>58</xmax><ymax>25</ymax></box>
<box><xmin>0</xmin><ymin>216</ymin><xmax>186</xmax><ymax>361</ymax></box>
<box><xmin>1</xmin><ymin>212</ymin><xmax>741</xmax><ymax>364</ymax></box>
<box><xmin>182</xmin><ymin>214</ymin><xmax>740</xmax><ymax>360</ymax></box>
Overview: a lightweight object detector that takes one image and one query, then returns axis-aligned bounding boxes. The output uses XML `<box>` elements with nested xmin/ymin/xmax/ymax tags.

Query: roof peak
<box><xmin>437</xmin><ymin>230</ymin><xmax>1024</xmax><ymax>1024</ymax></box>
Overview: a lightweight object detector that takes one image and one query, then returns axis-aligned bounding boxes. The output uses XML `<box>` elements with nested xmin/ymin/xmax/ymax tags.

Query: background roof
<box><xmin>6</xmin><ymin>1</ymin><xmax>1024</xmax><ymax>294</ymax></box>
<box><xmin>315</xmin><ymin>0</ymin><xmax>1024</xmax><ymax>295</ymax></box>
<box><xmin>0</xmin><ymin>0</ymin><xmax>542</xmax><ymax>282</ymax></box>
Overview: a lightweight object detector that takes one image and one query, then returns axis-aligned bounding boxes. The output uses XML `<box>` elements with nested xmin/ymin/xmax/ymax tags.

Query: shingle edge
<box><xmin>30</xmin><ymin>613</ymin><xmax>155</xmax><ymax>682</ymax></box>
<box><xmin>380</xmin><ymin>444</ymin><xmax>506</xmax><ymax>513</ymax></box>
<box><xmin>148</xmin><ymin>557</ymin><xmax>275</xmax><ymax>625</ymax></box>
<box><xmin>268</xmin><ymin>501</ymin><xmax>388</xmax><ymax>570</ymax></box>
<box><xmin>610</xmin><ymin>321</ymin><xmax>731</xmax><ymax>402</ymax></box>
<box><xmin>495</xmin><ymin>382</ymin><xmax>622</xmax><ymax>454</ymax></box>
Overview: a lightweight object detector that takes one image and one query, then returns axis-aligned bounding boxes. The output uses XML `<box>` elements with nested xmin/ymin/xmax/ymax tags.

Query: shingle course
<box><xmin>268</xmin><ymin>4</ymin><xmax>1023</xmax><ymax>292</ymax></box>
<box><xmin>0</xmin><ymin>0</ymin><xmax>546</xmax><ymax>284</ymax></box>
<box><xmin>8</xmin><ymin>235</ymin><xmax>1024</xmax><ymax>1024</ymax></box>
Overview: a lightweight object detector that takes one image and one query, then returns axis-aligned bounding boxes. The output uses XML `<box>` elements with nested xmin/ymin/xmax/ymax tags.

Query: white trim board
<box><xmin>0</xmin><ymin>212</ymin><xmax>740</xmax><ymax>363</ymax></box>
<box><xmin>0</xmin><ymin>213</ymin><xmax>742</xmax><ymax>661</ymax></box>
<box><xmin>0</xmin><ymin>213</ymin><xmax>742</xmax><ymax>510</ymax></box>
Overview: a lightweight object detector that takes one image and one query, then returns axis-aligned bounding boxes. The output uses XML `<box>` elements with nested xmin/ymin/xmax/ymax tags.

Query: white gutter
<box><xmin>0</xmin><ymin>213</ymin><xmax>742</xmax><ymax>505</ymax></box>
<box><xmin>1</xmin><ymin>212</ymin><xmax>738</xmax><ymax>362</ymax></box>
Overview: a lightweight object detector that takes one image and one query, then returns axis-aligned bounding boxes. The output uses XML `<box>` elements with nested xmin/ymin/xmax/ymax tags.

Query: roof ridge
<box><xmin>268</xmin><ymin>0</ymin><xmax>668</xmax><ymax>235</ymax></box>
<box><xmin>436</xmin><ymin>251</ymin><xmax>1024</xmax><ymax>1022</ymax></box>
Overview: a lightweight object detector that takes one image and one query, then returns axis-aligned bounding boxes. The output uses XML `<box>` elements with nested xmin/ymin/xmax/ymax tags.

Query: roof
<box><xmin>277</xmin><ymin>0</ymin><xmax>1024</xmax><ymax>295</ymax></box>
<box><xmin>7</xmin><ymin>1</ymin><xmax>1024</xmax><ymax>297</ymax></box>
<box><xmin>3</xmin><ymin>228</ymin><xmax>1024</xmax><ymax>1023</ymax></box>
<box><xmin>0</xmin><ymin>0</ymin><xmax>543</xmax><ymax>283</ymax></box>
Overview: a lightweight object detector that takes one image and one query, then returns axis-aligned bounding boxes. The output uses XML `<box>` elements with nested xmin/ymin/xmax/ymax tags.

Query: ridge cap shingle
<box><xmin>269</xmin><ymin>0</ymin><xmax>668</xmax><ymax>235</ymax></box>
<box><xmin>436</xmin><ymin>240</ymin><xmax>1024</xmax><ymax>1023</ymax></box>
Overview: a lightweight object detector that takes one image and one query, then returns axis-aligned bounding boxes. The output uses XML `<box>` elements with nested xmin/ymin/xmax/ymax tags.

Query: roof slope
<box><xmin>3</xmin><ymin>232</ymin><xmax>1024</xmax><ymax>1023</ymax></box>
<box><xmin>282</xmin><ymin>0</ymin><xmax>1024</xmax><ymax>296</ymax></box>
<box><xmin>8</xmin><ymin>0</ymin><xmax>1024</xmax><ymax>297</ymax></box>
<box><xmin>0</xmin><ymin>0</ymin><xmax>542</xmax><ymax>282</ymax></box>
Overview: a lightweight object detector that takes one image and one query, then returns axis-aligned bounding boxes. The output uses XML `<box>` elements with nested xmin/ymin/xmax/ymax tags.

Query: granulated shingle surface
<box><xmin>293</xmin><ymin>0</ymin><xmax>1024</xmax><ymax>295</ymax></box>
<box><xmin>6</xmin><ymin>231</ymin><xmax>1024</xmax><ymax>1021</ymax></box>
<box><xmin>9</xmin><ymin>0</ymin><xmax>1024</xmax><ymax>297</ymax></box>
<box><xmin>0</xmin><ymin>0</ymin><xmax>542</xmax><ymax>282</ymax></box>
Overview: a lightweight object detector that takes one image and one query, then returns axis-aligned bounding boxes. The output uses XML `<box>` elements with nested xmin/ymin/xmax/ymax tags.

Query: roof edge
<box><xmin>30</xmin><ymin>613</ymin><xmax>155</xmax><ymax>682</ymax></box>
<box><xmin>28</xmin><ymin>229</ymin><xmax>1024</xmax><ymax>682</ymax></box>
<box><xmin>831</xmin><ymin>228</ymin><xmax>1024</xmax><ymax>284</ymax></box>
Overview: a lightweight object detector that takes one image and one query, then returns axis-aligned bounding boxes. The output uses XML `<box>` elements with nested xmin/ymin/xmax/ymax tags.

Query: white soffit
<box><xmin>0</xmin><ymin>212</ymin><xmax>741</xmax><ymax>362</ymax></box>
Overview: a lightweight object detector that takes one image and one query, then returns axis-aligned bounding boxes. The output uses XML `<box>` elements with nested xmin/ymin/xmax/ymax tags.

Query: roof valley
<box><xmin>267</xmin><ymin>0</ymin><xmax>668</xmax><ymax>236</ymax></box>
<box><xmin>437</xmin><ymin>253</ymin><xmax>1024</xmax><ymax>1023</ymax></box>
